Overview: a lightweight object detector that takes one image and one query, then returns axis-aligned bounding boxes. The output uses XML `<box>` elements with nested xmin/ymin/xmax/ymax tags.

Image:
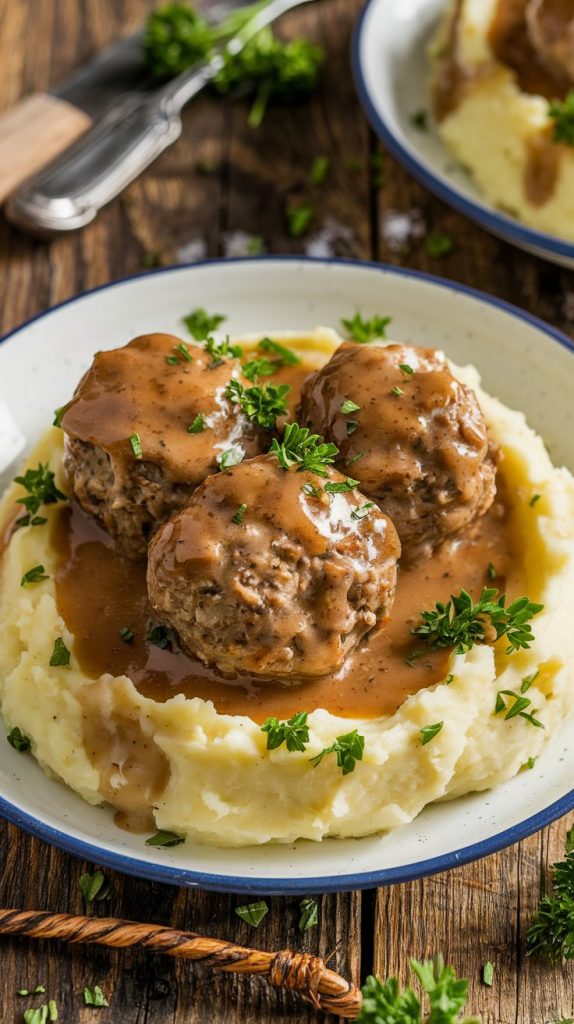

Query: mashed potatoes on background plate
<box><xmin>1</xmin><ymin>331</ymin><xmax>574</xmax><ymax>848</ymax></box>
<box><xmin>430</xmin><ymin>0</ymin><xmax>574</xmax><ymax>240</ymax></box>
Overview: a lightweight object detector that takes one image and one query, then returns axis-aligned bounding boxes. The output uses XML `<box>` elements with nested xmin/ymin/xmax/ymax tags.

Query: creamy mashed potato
<box><xmin>1</xmin><ymin>332</ymin><xmax>574</xmax><ymax>847</ymax></box>
<box><xmin>430</xmin><ymin>0</ymin><xmax>574</xmax><ymax>239</ymax></box>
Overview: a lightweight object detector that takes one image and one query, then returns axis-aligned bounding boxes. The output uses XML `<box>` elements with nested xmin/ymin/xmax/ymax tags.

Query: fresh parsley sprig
<box><xmin>259</xmin><ymin>337</ymin><xmax>301</xmax><ymax>366</ymax></box>
<box><xmin>225</xmin><ymin>378</ymin><xmax>290</xmax><ymax>430</ymax></box>
<box><xmin>183</xmin><ymin>307</ymin><xmax>226</xmax><ymax>341</ymax></box>
<box><xmin>309</xmin><ymin>729</ymin><xmax>364</xmax><ymax>776</ymax></box>
<box><xmin>261</xmin><ymin>711</ymin><xmax>310</xmax><ymax>752</ymax></box>
<box><xmin>494</xmin><ymin>689</ymin><xmax>544</xmax><ymax>729</ymax></box>
<box><xmin>527</xmin><ymin>826</ymin><xmax>574</xmax><ymax>961</ymax></box>
<box><xmin>549</xmin><ymin>90</ymin><xmax>574</xmax><ymax>146</ymax></box>
<box><xmin>359</xmin><ymin>955</ymin><xmax>479</xmax><ymax>1024</ymax></box>
<box><xmin>341</xmin><ymin>312</ymin><xmax>392</xmax><ymax>343</ymax></box>
<box><xmin>412</xmin><ymin>587</ymin><xmax>543</xmax><ymax>656</ymax></box>
<box><xmin>270</xmin><ymin>422</ymin><xmax>338</xmax><ymax>477</ymax></box>
<box><xmin>14</xmin><ymin>463</ymin><xmax>67</xmax><ymax>527</ymax></box>
<box><xmin>204</xmin><ymin>335</ymin><xmax>243</xmax><ymax>367</ymax></box>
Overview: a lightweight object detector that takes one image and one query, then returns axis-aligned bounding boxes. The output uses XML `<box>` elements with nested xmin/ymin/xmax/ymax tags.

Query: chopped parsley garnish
<box><xmin>79</xmin><ymin>870</ymin><xmax>110</xmax><ymax>903</ymax></box>
<box><xmin>324</xmin><ymin>477</ymin><xmax>359</xmax><ymax>494</ymax></box>
<box><xmin>346</xmin><ymin>419</ymin><xmax>359</xmax><ymax>436</ymax></box>
<box><xmin>399</xmin><ymin>363</ymin><xmax>414</xmax><ymax>376</ymax></box>
<box><xmin>232</xmin><ymin>503</ymin><xmax>247</xmax><ymax>524</ymax></box>
<box><xmin>129</xmin><ymin>433</ymin><xmax>143</xmax><ymax>459</ymax></box>
<box><xmin>20</xmin><ymin>565</ymin><xmax>48</xmax><ymax>586</ymax></box>
<box><xmin>53</xmin><ymin>407</ymin><xmax>65</xmax><ymax>428</ymax></box>
<box><xmin>83</xmin><ymin>986</ymin><xmax>109</xmax><ymax>1007</ymax></box>
<box><xmin>494</xmin><ymin>689</ymin><xmax>544</xmax><ymax>728</ymax></box>
<box><xmin>527</xmin><ymin>828</ymin><xmax>574</xmax><ymax>960</ymax></box>
<box><xmin>549</xmin><ymin>90</ymin><xmax>574</xmax><ymax>146</ymax></box>
<box><xmin>235</xmin><ymin>900</ymin><xmax>269</xmax><ymax>927</ymax></box>
<box><xmin>166</xmin><ymin>341</ymin><xmax>193</xmax><ymax>364</ymax></box>
<box><xmin>204</xmin><ymin>335</ymin><xmax>243</xmax><ymax>367</ymax></box>
<box><xmin>49</xmin><ymin>637</ymin><xmax>71</xmax><ymax>668</ymax></box>
<box><xmin>14</xmin><ymin>463</ymin><xmax>67</xmax><ymax>527</ymax></box>
<box><xmin>412</xmin><ymin>587</ymin><xmax>543</xmax><ymax>656</ymax></box>
<box><xmin>7</xmin><ymin>727</ymin><xmax>30</xmax><ymax>752</ymax></box>
<box><xmin>301</xmin><ymin>481</ymin><xmax>323</xmax><ymax>498</ymax></box>
<box><xmin>341</xmin><ymin>312</ymin><xmax>392</xmax><ymax>343</ymax></box>
<box><xmin>420</xmin><ymin>721</ymin><xmax>444</xmax><ymax>746</ymax></box>
<box><xmin>390</xmin><ymin>385</ymin><xmax>404</xmax><ymax>397</ymax></box>
<box><xmin>183</xmin><ymin>307</ymin><xmax>226</xmax><ymax>341</ymax></box>
<box><xmin>220</xmin><ymin>446</ymin><xmax>245</xmax><ymax>470</ymax></box>
<box><xmin>286</xmin><ymin>201</ymin><xmax>313</xmax><ymax>238</ymax></box>
<box><xmin>521</xmin><ymin>756</ymin><xmax>537</xmax><ymax>771</ymax></box>
<box><xmin>242</xmin><ymin>356</ymin><xmax>276</xmax><ymax>382</ymax></box>
<box><xmin>521</xmin><ymin>670</ymin><xmax>539</xmax><ymax>693</ymax></box>
<box><xmin>299</xmin><ymin>896</ymin><xmax>318</xmax><ymax>932</ymax></box>
<box><xmin>340</xmin><ymin>399</ymin><xmax>361</xmax><ymax>414</ymax></box>
<box><xmin>261</xmin><ymin>711</ymin><xmax>310</xmax><ymax>752</ymax></box>
<box><xmin>487</xmin><ymin>562</ymin><xmax>497</xmax><ymax>581</ymax></box>
<box><xmin>270</xmin><ymin>422</ymin><xmax>338</xmax><ymax>477</ymax></box>
<box><xmin>530</xmin><ymin>493</ymin><xmax>541</xmax><ymax>507</ymax></box>
<box><xmin>358</xmin><ymin>955</ymin><xmax>473</xmax><ymax>1024</ymax></box>
<box><xmin>482</xmin><ymin>962</ymin><xmax>494</xmax><ymax>987</ymax></box>
<box><xmin>146</xmin><ymin>624</ymin><xmax>174</xmax><ymax>649</ymax></box>
<box><xmin>347</xmin><ymin>452</ymin><xmax>364</xmax><ymax>465</ymax></box>
<box><xmin>259</xmin><ymin>337</ymin><xmax>301</xmax><ymax>366</ymax></box>
<box><xmin>187</xmin><ymin>413</ymin><xmax>206</xmax><ymax>434</ymax></box>
<box><xmin>119</xmin><ymin>626</ymin><xmax>134</xmax><ymax>643</ymax></box>
<box><xmin>145</xmin><ymin>830</ymin><xmax>185</xmax><ymax>847</ymax></box>
<box><xmin>351</xmin><ymin>502</ymin><xmax>374</xmax><ymax>521</ymax></box>
<box><xmin>411</xmin><ymin>109</ymin><xmax>428</xmax><ymax>131</ymax></box>
<box><xmin>425</xmin><ymin>231</ymin><xmax>454</xmax><ymax>258</ymax></box>
<box><xmin>309</xmin><ymin>729</ymin><xmax>365</xmax><ymax>775</ymax></box>
<box><xmin>445</xmin><ymin>674</ymin><xmax>454</xmax><ymax>685</ymax></box>
<box><xmin>225</xmin><ymin>378</ymin><xmax>290</xmax><ymax>430</ymax></box>
<box><xmin>309</xmin><ymin>154</ymin><xmax>330</xmax><ymax>185</ymax></box>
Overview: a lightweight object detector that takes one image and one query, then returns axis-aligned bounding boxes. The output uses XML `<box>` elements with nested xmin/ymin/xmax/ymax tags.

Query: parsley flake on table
<box><xmin>188</xmin><ymin>413</ymin><xmax>206</xmax><ymax>434</ymax></box>
<box><xmin>482</xmin><ymin>961</ymin><xmax>494</xmax><ymax>987</ymax></box>
<box><xmin>225</xmin><ymin>378</ymin><xmax>290</xmax><ymax>430</ymax></box>
<box><xmin>341</xmin><ymin>312</ymin><xmax>392</xmax><ymax>343</ymax></box>
<box><xmin>286</xmin><ymin>201</ymin><xmax>313</xmax><ymax>238</ymax></box>
<box><xmin>7</xmin><ymin>727</ymin><xmax>30</xmax><ymax>752</ymax></box>
<box><xmin>309</xmin><ymin>155</ymin><xmax>330</xmax><ymax>185</ymax></box>
<box><xmin>527</xmin><ymin>828</ymin><xmax>574</xmax><ymax>961</ymax></box>
<box><xmin>183</xmin><ymin>307</ymin><xmax>226</xmax><ymax>341</ymax></box>
<box><xmin>235</xmin><ymin>900</ymin><xmax>269</xmax><ymax>927</ymax></box>
<box><xmin>298</xmin><ymin>896</ymin><xmax>318</xmax><ymax>932</ymax></box>
<box><xmin>412</xmin><ymin>587</ymin><xmax>543</xmax><ymax>656</ymax></box>
<box><xmin>219</xmin><ymin>446</ymin><xmax>245</xmax><ymax>470</ymax></box>
<box><xmin>79</xmin><ymin>869</ymin><xmax>110</xmax><ymax>903</ymax></box>
<box><xmin>549</xmin><ymin>90</ymin><xmax>574</xmax><ymax>146</ymax></box>
<box><xmin>261</xmin><ymin>711</ymin><xmax>310</xmax><ymax>752</ymax></box>
<box><xmin>358</xmin><ymin>953</ymin><xmax>478</xmax><ymax>1024</ymax></box>
<box><xmin>270</xmin><ymin>423</ymin><xmax>338</xmax><ymax>477</ymax></box>
<box><xmin>14</xmin><ymin>462</ymin><xmax>67</xmax><ymax>528</ymax></box>
<box><xmin>49</xmin><ymin>637</ymin><xmax>71</xmax><ymax>668</ymax></box>
<box><xmin>425</xmin><ymin>231</ymin><xmax>455</xmax><ymax>258</ymax></box>
<box><xmin>20</xmin><ymin>565</ymin><xmax>49</xmax><ymax>587</ymax></box>
<box><xmin>83</xmin><ymin>985</ymin><xmax>109</xmax><ymax>1007</ymax></box>
<box><xmin>420</xmin><ymin>721</ymin><xmax>444</xmax><ymax>746</ymax></box>
<box><xmin>145</xmin><ymin>830</ymin><xmax>185</xmax><ymax>848</ymax></box>
<box><xmin>309</xmin><ymin>729</ymin><xmax>365</xmax><ymax>775</ymax></box>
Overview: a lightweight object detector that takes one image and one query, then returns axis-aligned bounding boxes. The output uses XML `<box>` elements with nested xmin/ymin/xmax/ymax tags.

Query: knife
<box><xmin>5</xmin><ymin>0</ymin><xmax>317</xmax><ymax>236</ymax></box>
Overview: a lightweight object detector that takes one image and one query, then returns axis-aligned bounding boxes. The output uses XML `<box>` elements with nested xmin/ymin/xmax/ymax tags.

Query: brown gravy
<box><xmin>50</xmin><ymin>485</ymin><xmax>522</xmax><ymax>724</ymax></box>
<box><xmin>488</xmin><ymin>0</ymin><xmax>571</xmax><ymax>101</ymax></box>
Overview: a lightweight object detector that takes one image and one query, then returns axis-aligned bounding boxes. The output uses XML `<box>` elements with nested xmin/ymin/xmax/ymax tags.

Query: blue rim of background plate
<box><xmin>351</xmin><ymin>0</ymin><xmax>574</xmax><ymax>263</ymax></box>
<box><xmin>0</xmin><ymin>254</ymin><xmax>573</xmax><ymax>894</ymax></box>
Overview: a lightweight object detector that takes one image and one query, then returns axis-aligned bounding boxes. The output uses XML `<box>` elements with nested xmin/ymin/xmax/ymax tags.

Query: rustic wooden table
<box><xmin>0</xmin><ymin>1</ymin><xmax>573</xmax><ymax>1021</ymax></box>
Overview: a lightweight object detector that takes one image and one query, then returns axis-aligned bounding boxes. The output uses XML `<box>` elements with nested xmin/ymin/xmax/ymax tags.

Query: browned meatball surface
<box><xmin>147</xmin><ymin>454</ymin><xmax>400</xmax><ymax>679</ymax></box>
<box><xmin>61</xmin><ymin>333</ymin><xmax>266</xmax><ymax>559</ymax></box>
<box><xmin>298</xmin><ymin>342</ymin><xmax>497</xmax><ymax>561</ymax></box>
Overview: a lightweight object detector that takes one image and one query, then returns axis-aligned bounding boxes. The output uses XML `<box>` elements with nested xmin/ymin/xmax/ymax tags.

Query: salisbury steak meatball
<box><xmin>298</xmin><ymin>342</ymin><xmax>497</xmax><ymax>561</ymax></box>
<box><xmin>61</xmin><ymin>333</ymin><xmax>266</xmax><ymax>559</ymax></box>
<box><xmin>147</xmin><ymin>454</ymin><xmax>400</xmax><ymax>679</ymax></box>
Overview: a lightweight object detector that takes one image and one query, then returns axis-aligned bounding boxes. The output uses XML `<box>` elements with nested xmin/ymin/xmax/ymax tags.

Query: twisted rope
<box><xmin>0</xmin><ymin>909</ymin><xmax>362</xmax><ymax>1018</ymax></box>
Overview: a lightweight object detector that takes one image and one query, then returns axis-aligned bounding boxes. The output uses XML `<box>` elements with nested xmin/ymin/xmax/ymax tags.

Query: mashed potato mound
<box><xmin>1</xmin><ymin>334</ymin><xmax>574</xmax><ymax>847</ymax></box>
<box><xmin>430</xmin><ymin>0</ymin><xmax>574</xmax><ymax>240</ymax></box>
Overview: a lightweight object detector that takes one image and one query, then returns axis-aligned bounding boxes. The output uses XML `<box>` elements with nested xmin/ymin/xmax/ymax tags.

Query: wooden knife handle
<box><xmin>0</xmin><ymin>93</ymin><xmax>92</xmax><ymax>203</ymax></box>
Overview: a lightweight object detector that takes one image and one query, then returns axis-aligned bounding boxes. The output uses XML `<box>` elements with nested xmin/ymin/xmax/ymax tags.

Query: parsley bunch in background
<box><xmin>143</xmin><ymin>3</ymin><xmax>324</xmax><ymax>127</ymax></box>
<box><xmin>527</xmin><ymin>826</ymin><xmax>574</xmax><ymax>962</ymax></box>
<box><xmin>358</xmin><ymin>955</ymin><xmax>479</xmax><ymax>1024</ymax></box>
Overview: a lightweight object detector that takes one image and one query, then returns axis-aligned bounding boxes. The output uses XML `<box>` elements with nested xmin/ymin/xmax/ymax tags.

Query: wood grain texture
<box><xmin>0</xmin><ymin>0</ymin><xmax>573</xmax><ymax>1021</ymax></box>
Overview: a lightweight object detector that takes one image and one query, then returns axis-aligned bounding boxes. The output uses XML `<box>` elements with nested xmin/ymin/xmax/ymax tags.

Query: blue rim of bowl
<box><xmin>351</xmin><ymin>0</ymin><xmax>574</xmax><ymax>263</ymax></box>
<box><xmin>0</xmin><ymin>254</ymin><xmax>573</xmax><ymax>894</ymax></box>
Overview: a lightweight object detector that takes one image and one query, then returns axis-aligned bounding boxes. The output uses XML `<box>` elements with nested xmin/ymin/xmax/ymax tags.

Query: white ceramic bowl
<box><xmin>352</xmin><ymin>0</ymin><xmax>574</xmax><ymax>269</ymax></box>
<box><xmin>1</xmin><ymin>256</ymin><xmax>573</xmax><ymax>893</ymax></box>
